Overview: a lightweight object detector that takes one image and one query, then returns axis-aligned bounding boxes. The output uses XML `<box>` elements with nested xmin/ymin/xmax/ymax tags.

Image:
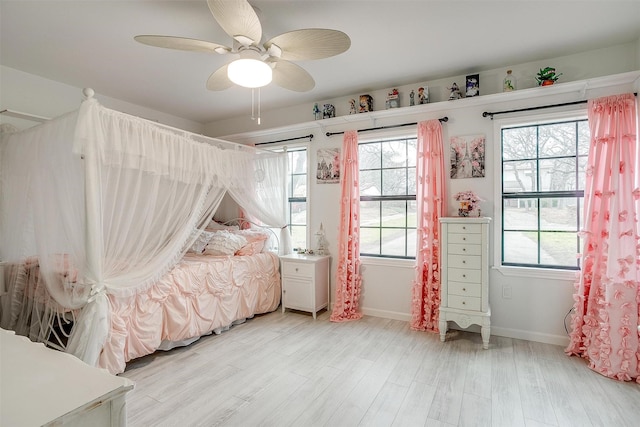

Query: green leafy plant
<box><xmin>536</xmin><ymin>67</ymin><xmax>563</xmax><ymax>85</ymax></box>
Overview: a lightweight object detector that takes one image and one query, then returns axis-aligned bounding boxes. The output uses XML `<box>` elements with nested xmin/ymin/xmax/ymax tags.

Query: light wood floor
<box><xmin>121</xmin><ymin>309</ymin><xmax>640</xmax><ymax>427</ymax></box>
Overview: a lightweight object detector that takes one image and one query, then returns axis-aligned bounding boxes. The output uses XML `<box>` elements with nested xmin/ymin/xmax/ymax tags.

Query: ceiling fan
<box><xmin>135</xmin><ymin>0</ymin><xmax>351</xmax><ymax>92</ymax></box>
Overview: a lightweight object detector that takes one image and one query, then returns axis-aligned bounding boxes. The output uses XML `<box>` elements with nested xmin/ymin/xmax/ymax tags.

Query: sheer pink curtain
<box><xmin>411</xmin><ymin>120</ymin><xmax>446</xmax><ymax>331</ymax></box>
<box><xmin>331</xmin><ymin>130</ymin><xmax>363</xmax><ymax>322</ymax></box>
<box><xmin>566</xmin><ymin>93</ymin><xmax>639</xmax><ymax>382</ymax></box>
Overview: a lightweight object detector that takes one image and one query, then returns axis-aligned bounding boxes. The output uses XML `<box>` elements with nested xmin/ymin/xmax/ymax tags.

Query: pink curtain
<box><xmin>411</xmin><ymin>120</ymin><xmax>446</xmax><ymax>331</ymax></box>
<box><xmin>566</xmin><ymin>93</ymin><xmax>639</xmax><ymax>382</ymax></box>
<box><xmin>331</xmin><ymin>130</ymin><xmax>363</xmax><ymax>322</ymax></box>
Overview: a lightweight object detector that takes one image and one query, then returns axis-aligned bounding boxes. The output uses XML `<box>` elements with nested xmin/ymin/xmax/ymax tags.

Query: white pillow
<box><xmin>188</xmin><ymin>230</ymin><xmax>216</xmax><ymax>254</ymax></box>
<box><xmin>203</xmin><ymin>230</ymin><xmax>247</xmax><ymax>256</ymax></box>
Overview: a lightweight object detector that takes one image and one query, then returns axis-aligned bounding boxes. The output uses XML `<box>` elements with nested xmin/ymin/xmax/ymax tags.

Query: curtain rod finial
<box><xmin>82</xmin><ymin>88</ymin><xmax>95</xmax><ymax>99</ymax></box>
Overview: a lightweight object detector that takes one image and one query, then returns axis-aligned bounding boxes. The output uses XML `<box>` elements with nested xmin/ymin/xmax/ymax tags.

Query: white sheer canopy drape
<box><xmin>0</xmin><ymin>97</ymin><xmax>288</xmax><ymax>365</ymax></box>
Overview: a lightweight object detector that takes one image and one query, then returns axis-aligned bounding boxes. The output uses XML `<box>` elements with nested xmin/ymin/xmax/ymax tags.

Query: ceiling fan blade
<box><xmin>206</xmin><ymin>64</ymin><xmax>234</xmax><ymax>91</ymax></box>
<box><xmin>270</xmin><ymin>60</ymin><xmax>315</xmax><ymax>92</ymax></box>
<box><xmin>264</xmin><ymin>29</ymin><xmax>351</xmax><ymax>61</ymax></box>
<box><xmin>134</xmin><ymin>35</ymin><xmax>231</xmax><ymax>54</ymax></box>
<box><xmin>207</xmin><ymin>0</ymin><xmax>262</xmax><ymax>46</ymax></box>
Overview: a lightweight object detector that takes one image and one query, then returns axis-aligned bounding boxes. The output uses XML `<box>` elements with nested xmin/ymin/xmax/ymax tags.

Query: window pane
<box><xmin>360</xmin><ymin>227</ymin><xmax>380</xmax><ymax>255</ymax></box>
<box><xmin>382</xmin><ymin>228</ymin><xmax>407</xmax><ymax>257</ymax></box>
<box><xmin>290</xmin><ymin>225</ymin><xmax>306</xmax><ymax>251</ymax></box>
<box><xmin>502</xmin><ymin>126</ymin><xmax>537</xmax><ymax>161</ymax></box>
<box><xmin>503</xmin><ymin>199</ymin><xmax>538</xmax><ymax>231</ymax></box>
<box><xmin>361</xmin><ymin>201</ymin><xmax>381</xmax><ymax>227</ymax></box>
<box><xmin>503</xmin><ymin>160</ymin><xmax>537</xmax><ymax>192</ymax></box>
<box><xmin>382</xmin><ymin>140</ymin><xmax>407</xmax><ymax>168</ymax></box>
<box><xmin>540</xmin><ymin>231</ymin><xmax>579</xmax><ymax>267</ymax></box>
<box><xmin>406</xmin><ymin>228</ymin><xmax>417</xmax><ymax>257</ymax></box>
<box><xmin>360</xmin><ymin>170</ymin><xmax>381</xmax><ymax>196</ymax></box>
<box><xmin>407</xmin><ymin>201</ymin><xmax>417</xmax><ymax>227</ymax></box>
<box><xmin>291</xmin><ymin>175</ymin><xmax>306</xmax><ymax>197</ymax></box>
<box><xmin>539</xmin><ymin>122</ymin><xmax>576</xmax><ymax>158</ymax></box>
<box><xmin>359</xmin><ymin>143</ymin><xmax>381</xmax><ymax>169</ymax></box>
<box><xmin>381</xmin><ymin>200</ymin><xmax>407</xmax><ymax>227</ymax></box>
<box><xmin>290</xmin><ymin>151</ymin><xmax>307</xmax><ymax>174</ymax></box>
<box><xmin>407</xmin><ymin>139</ymin><xmax>417</xmax><ymax>167</ymax></box>
<box><xmin>577</xmin><ymin>156</ymin><xmax>588</xmax><ymax>190</ymax></box>
<box><xmin>407</xmin><ymin>167</ymin><xmax>416</xmax><ymax>195</ymax></box>
<box><xmin>382</xmin><ymin>168</ymin><xmax>407</xmax><ymax>195</ymax></box>
<box><xmin>540</xmin><ymin>197</ymin><xmax>578</xmax><ymax>231</ymax></box>
<box><xmin>539</xmin><ymin>158</ymin><xmax>576</xmax><ymax>192</ymax></box>
<box><xmin>577</xmin><ymin>121</ymin><xmax>590</xmax><ymax>155</ymax></box>
<box><xmin>503</xmin><ymin>231</ymin><xmax>538</xmax><ymax>264</ymax></box>
<box><xmin>290</xmin><ymin>202</ymin><xmax>306</xmax><ymax>225</ymax></box>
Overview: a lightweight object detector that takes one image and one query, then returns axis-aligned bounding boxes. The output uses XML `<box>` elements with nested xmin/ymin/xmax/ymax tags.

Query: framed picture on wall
<box><xmin>450</xmin><ymin>134</ymin><xmax>485</xmax><ymax>179</ymax></box>
<box><xmin>317</xmin><ymin>148</ymin><xmax>340</xmax><ymax>183</ymax></box>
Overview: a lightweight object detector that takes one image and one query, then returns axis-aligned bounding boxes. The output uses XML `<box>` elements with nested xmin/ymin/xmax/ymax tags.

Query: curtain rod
<box><xmin>0</xmin><ymin>109</ymin><xmax>50</xmax><ymax>123</ymax></box>
<box><xmin>255</xmin><ymin>133</ymin><xmax>314</xmax><ymax>146</ymax></box>
<box><xmin>482</xmin><ymin>92</ymin><xmax>637</xmax><ymax>119</ymax></box>
<box><xmin>325</xmin><ymin>116</ymin><xmax>448</xmax><ymax>137</ymax></box>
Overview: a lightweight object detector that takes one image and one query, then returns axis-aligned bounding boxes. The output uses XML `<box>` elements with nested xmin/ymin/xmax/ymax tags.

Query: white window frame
<box><xmin>492</xmin><ymin>108</ymin><xmax>588</xmax><ymax>281</ymax></box>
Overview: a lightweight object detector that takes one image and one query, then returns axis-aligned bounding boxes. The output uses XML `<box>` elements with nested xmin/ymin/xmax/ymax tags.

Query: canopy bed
<box><xmin>0</xmin><ymin>89</ymin><xmax>291</xmax><ymax>374</ymax></box>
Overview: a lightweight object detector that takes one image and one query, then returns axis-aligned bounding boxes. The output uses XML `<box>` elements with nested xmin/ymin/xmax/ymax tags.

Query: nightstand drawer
<box><xmin>282</xmin><ymin>262</ymin><xmax>314</xmax><ymax>277</ymax></box>
<box><xmin>448</xmin><ymin>233</ymin><xmax>482</xmax><ymax>245</ymax></box>
<box><xmin>448</xmin><ymin>254</ymin><xmax>481</xmax><ymax>269</ymax></box>
<box><xmin>448</xmin><ymin>281</ymin><xmax>481</xmax><ymax>298</ymax></box>
<box><xmin>448</xmin><ymin>223</ymin><xmax>481</xmax><ymax>234</ymax></box>
<box><xmin>448</xmin><ymin>243</ymin><xmax>481</xmax><ymax>256</ymax></box>
<box><xmin>448</xmin><ymin>294</ymin><xmax>481</xmax><ymax>311</ymax></box>
<box><xmin>448</xmin><ymin>268</ymin><xmax>481</xmax><ymax>283</ymax></box>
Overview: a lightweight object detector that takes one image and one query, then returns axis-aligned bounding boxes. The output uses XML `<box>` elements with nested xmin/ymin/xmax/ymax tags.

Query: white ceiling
<box><xmin>2</xmin><ymin>1</ymin><xmax>640</xmax><ymax>125</ymax></box>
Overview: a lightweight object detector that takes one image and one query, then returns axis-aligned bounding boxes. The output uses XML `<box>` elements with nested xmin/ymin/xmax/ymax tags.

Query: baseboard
<box><xmin>488</xmin><ymin>326</ymin><xmax>570</xmax><ymax>347</ymax></box>
<box><xmin>360</xmin><ymin>308</ymin><xmax>570</xmax><ymax>347</ymax></box>
<box><xmin>361</xmin><ymin>307</ymin><xmax>411</xmax><ymax>322</ymax></box>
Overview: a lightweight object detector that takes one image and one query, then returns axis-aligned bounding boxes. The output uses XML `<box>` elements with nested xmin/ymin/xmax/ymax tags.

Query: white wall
<box><xmin>206</xmin><ymin>42</ymin><xmax>639</xmax><ymax>138</ymax></box>
<box><xmin>0</xmin><ymin>66</ymin><xmax>204</xmax><ymax>133</ymax></box>
<box><xmin>218</xmin><ymin>42</ymin><xmax>640</xmax><ymax>347</ymax></box>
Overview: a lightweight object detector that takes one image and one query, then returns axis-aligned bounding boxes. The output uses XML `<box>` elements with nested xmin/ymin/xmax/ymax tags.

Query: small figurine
<box><xmin>349</xmin><ymin>98</ymin><xmax>357</xmax><ymax>115</ymax></box>
<box><xmin>359</xmin><ymin>94</ymin><xmax>373</xmax><ymax>113</ymax></box>
<box><xmin>313</xmin><ymin>103</ymin><xmax>321</xmax><ymax>120</ymax></box>
<box><xmin>322</xmin><ymin>104</ymin><xmax>335</xmax><ymax>119</ymax></box>
<box><xmin>386</xmin><ymin>88</ymin><xmax>400</xmax><ymax>109</ymax></box>
<box><xmin>418</xmin><ymin>87</ymin><xmax>429</xmax><ymax>104</ymax></box>
<box><xmin>409</xmin><ymin>90</ymin><xmax>415</xmax><ymax>106</ymax></box>
<box><xmin>448</xmin><ymin>83</ymin><xmax>462</xmax><ymax>100</ymax></box>
<box><xmin>465</xmin><ymin>74</ymin><xmax>479</xmax><ymax>97</ymax></box>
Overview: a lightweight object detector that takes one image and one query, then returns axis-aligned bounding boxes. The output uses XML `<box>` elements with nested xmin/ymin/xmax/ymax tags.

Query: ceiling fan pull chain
<box><xmin>257</xmin><ymin>88</ymin><xmax>261</xmax><ymax>125</ymax></box>
<box><xmin>251</xmin><ymin>88</ymin><xmax>255</xmax><ymax>121</ymax></box>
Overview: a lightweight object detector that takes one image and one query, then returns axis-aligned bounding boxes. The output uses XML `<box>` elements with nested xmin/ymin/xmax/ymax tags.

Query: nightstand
<box><xmin>280</xmin><ymin>254</ymin><xmax>330</xmax><ymax>319</ymax></box>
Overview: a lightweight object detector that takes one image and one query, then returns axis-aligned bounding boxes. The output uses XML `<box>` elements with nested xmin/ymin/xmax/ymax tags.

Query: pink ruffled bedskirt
<box><xmin>99</xmin><ymin>252</ymin><xmax>281</xmax><ymax>374</ymax></box>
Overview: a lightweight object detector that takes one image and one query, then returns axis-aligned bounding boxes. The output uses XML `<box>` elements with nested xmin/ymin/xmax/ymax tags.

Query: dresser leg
<box><xmin>481</xmin><ymin>323</ymin><xmax>490</xmax><ymax>349</ymax></box>
<box><xmin>439</xmin><ymin>317</ymin><xmax>447</xmax><ymax>342</ymax></box>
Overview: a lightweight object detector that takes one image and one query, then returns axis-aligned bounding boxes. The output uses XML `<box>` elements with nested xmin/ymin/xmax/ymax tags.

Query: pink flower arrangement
<box><xmin>454</xmin><ymin>191</ymin><xmax>482</xmax><ymax>214</ymax></box>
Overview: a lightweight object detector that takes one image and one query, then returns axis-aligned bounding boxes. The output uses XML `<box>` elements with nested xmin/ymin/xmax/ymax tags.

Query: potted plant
<box><xmin>536</xmin><ymin>67</ymin><xmax>563</xmax><ymax>86</ymax></box>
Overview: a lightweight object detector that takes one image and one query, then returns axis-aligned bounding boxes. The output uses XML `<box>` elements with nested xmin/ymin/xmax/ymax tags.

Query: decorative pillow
<box><xmin>235</xmin><ymin>233</ymin><xmax>269</xmax><ymax>256</ymax></box>
<box><xmin>203</xmin><ymin>230</ymin><xmax>247</xmax><ymax>256</ymax></box>
<box><xmin>188</xmin><ymin>230</ymin><xmax>216</xmax><ymax>254</ymax></box>
<box><xmin>205</xmin><ymin>219</ymin><xmax>239</xmax><ymax>231</ymax></box>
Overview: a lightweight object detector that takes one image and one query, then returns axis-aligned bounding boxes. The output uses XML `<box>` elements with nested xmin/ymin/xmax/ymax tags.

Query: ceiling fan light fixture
<box><xmin>227</xmin><ymin>50</ymin><xmax>272</xmax><ymax>88</ymax></box>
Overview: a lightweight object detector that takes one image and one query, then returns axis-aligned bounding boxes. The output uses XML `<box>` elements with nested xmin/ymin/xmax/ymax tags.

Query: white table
<box><xmin>1</xmin><ymin>329</ymin><xmax>134</xmax><ymax>426</ymax></box>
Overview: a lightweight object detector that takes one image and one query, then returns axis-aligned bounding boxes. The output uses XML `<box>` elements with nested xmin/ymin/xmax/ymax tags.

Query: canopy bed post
<box><xmin>66</xmin><ymin>88</ymin><xmax>110</xmax><ymax>367</ymax></box>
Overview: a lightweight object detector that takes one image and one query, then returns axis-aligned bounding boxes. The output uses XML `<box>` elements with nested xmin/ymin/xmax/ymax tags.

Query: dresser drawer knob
<box><xmin>462</xmin><ymin>301</ymin><xmax>466</xmax><ymax>305</ymax></box>
<box><xmin>463</xmin><ymin>287</ymin><xmax>466</xmax><ymax>291</ymax></box>
<box><xmin>463</xmin><ymin>237</ymin><xmax>466</xmax><ymax>241</ymax></box>
<box><xmin>462</xmin><ymin>274</ymin><xmax>466</xmax><ymax>278</ymax></box>
<box><xmin>462</xmin><ymin>226</ymin><xmax>466</xmax><ymax>230</ymax></box>
<box><xmin>295</xmin><ymin>268</ymin><xmax>299</xmax><ymax>272</ymax></box>
<box><xmin>462</xmin><ymin>260</ymin><xmax>466</xmax><ymax>264</ymax></box>
<box><xmin>462</xmin><ymin>248</ymin><xmax>466</xmax><ymax>252</ymax></box>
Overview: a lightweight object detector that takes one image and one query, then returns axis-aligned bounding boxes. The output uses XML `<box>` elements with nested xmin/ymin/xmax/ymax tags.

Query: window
<box><xmin>500</xmin><ymin>115</ymin><xmax>588</xmax><ymax>270</ymax></box>
<box><xmin>359</xmin><ymin>136</ymin><xmax>417</xmax><ymax>258</ymax></box>
<box><xmin>285</xmin><ymin>147</ymin><xmax>307</xmax><ymax>249</ymax></box>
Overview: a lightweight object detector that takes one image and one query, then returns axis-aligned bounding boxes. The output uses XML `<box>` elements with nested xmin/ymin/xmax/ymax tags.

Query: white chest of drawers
<box><xmin>439</xmin><ymin>217</ymin><xmax>491</xmax><ymax>349</ymax></box>
<box><xmin>280</xmin><ymin>254</ymin><xmax>330</xmax><ymax>319</ymax></box>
